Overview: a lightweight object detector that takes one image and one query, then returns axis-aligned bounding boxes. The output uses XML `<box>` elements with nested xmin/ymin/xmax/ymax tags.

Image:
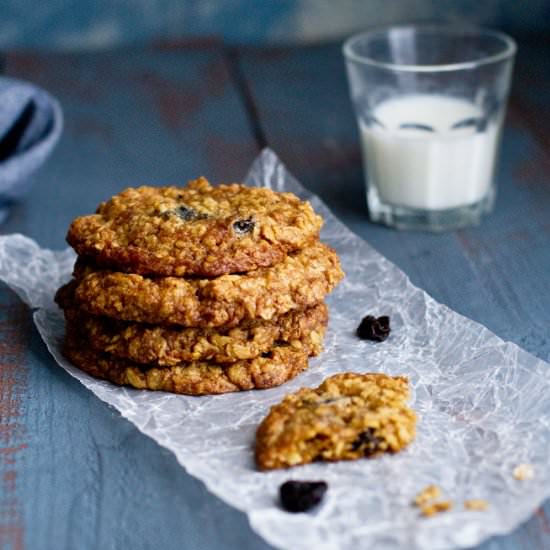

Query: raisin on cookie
<box><xmin>59</xmin><ymin>242</ymin><xmax>343</xmax><ymax>328</ymax></box>
<box><xmin>67</xmin><ymin>178</ymin><xmax>323</xmax><ymax>277</ymax></box>
<box><xmin>255</xmin><ymin>372</ymin><xmax>416</xmax><ymax>470</ymax></box>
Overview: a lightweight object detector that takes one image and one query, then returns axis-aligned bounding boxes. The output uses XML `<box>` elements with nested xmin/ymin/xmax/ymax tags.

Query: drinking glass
<box><xmin>343</xmin><ymin>25</ymin><xmax>516</xmax><ymax>231</ymax></box>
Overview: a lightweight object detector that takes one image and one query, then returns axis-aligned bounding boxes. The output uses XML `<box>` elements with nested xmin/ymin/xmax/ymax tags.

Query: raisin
<box><xmin>174</xmin><ymin>206</ymin><xmax>198</xmax><ymax>222</ymax></box>
<box><xmin>319</xmin><ymin>397</ymin><xmax>340</xmax><ymax>405</ymax></box>
<box><xmin>350</xmin><ymin>428</ymin><xmax>381</xmax><ymax>456</ymax></box>
<box><xmin>232</xmin><ymin>218</ymin><xmax>255</xmax><ymax>234</ymax></box>
<box><xmin>356</xmin><ymin>315</ymin><xmax>390</xmax><ymax>342</ymax></box>
<box><xmin>279</xmin><ymin>480</ymin><xmax>328</xmax><ymax>513</ymax></box>
<box><xmin>161</xmin><ymin>205</ymin><xmax>208</xmax><ymax>221</ymax></box>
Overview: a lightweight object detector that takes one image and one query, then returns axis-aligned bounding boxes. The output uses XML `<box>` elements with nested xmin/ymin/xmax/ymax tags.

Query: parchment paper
<box><xmin>1</xmin><ymin>149</ymin><xmax>549</xmax><ymax>550</ymax></box>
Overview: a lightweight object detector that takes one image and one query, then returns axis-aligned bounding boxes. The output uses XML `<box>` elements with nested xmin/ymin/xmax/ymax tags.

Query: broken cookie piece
<box><xmin>255</xmin><ymin>372</ymin><xmax>416</xmax><ymax>470</ymax></box>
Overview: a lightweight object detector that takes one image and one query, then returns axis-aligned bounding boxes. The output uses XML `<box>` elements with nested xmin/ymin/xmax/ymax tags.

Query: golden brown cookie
<box><xmin>67</xmin><ymin>178</ymin><xmax>323</xmax><ymax>277</ymax></box>
<box><xmin>59</xmin><ymin>242</ymin><xmax>343</xmax><ymax>328</ymax></box>
<box><xmin>63</xmin><ymin>331</ymin><xmax>312</xmax><ymax>396</ymax></box>
<box><xmin>64</xmin><ymin>303</ymin><xmax>328</xmax><ymax>366</ymax></box>
<box><xmin>255</xmin><ymin>372</ymin><xmax>416</xmax><ymax>470</ymax></box>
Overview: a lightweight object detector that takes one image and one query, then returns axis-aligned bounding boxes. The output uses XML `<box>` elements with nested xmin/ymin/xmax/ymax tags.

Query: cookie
<box><xmin>63</xmin><ymin>331</ymin><xmax>311</xmax><ymax>396</ymax></box>
<box><xmin>64</xmin><ymin>303</ymin><xmax>328</xmax><ymax>366</ymax></box>
<box><xmin>59</xmin><ymin>242</ymin><xmax>343</xmax><ymax>328</ymax></box>
<box><xmin>255</xmin><ymin>372</ymin><xmax>416</xmax><ymax>470</ymax></box>
<box><xmin>67</xmin><ymin>178</ymin><xmax>323</xmax><ymax>277</ymax></box>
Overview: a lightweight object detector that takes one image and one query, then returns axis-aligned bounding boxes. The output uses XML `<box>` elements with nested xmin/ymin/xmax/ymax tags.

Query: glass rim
<box><xmin>342</xmin><ymin>24</ymin><xmax>517</xmax><ymax>73</ymax></box>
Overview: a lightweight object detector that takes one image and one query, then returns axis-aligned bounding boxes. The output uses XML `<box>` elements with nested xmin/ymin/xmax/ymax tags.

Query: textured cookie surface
<box><xmin>63</xmin><ymin>332</ymin><xmax>311</xmax><ymax>396</ymax></box>
<box><xmin>255</xmin><ymin>372</ymin><xmax>416</xmax><ymax>470</ymax></box>
<box><xmin>64</xmin><ymin>303</ymin><xmax>328</xmax><ymax>366</ymax></box>
<box><xmin>67</xmin><ymin>178</ymin><xmax>323</xmax><ymax>277</ymax></box>
<box><xmin>60</xmin><ymin>242</ymin><xmax>343</xmax><ymax>328</ymax></box>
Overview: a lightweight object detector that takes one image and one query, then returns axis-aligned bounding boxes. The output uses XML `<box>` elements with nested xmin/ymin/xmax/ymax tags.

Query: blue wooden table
<box><xmin>1</xmin><ymin>39</ymin><xmax>549</xmax><ymax>550</ymax></box>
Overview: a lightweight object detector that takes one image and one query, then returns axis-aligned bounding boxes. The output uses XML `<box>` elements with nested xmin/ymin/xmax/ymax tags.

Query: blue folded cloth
<box><xmin>0</xmin><ymin>76</ymin><xmax>63</xmax><ymax>223</ymax></box>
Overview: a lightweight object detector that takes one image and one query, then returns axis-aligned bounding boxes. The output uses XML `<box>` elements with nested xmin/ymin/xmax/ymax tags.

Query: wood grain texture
<box><xmin>0</xmin><ymin>45</ymin><xmax>269</xmax><ymax>550</ymax></box>
<box><xmin>1</xmin><ymin>2</ymin><xmax>550</xmax><ymax>50</ymax></box>
<box><xmin>237</xmin><ymin>42</ymin><xmax>550</xmax><ymax>549</ymax></box>
<box><xmin>0</xmin><ymin>294</ymin><xmax>31</xmax><ymax>550</ymax></box>
<box><xmin>2</xmin><ymin>45</ymin><xmax>259</xmax><ymax>249</ymax></box>
<box><xmin>237</xmin><ymin>42</ymin><xmax>550</xmax><ymax>361</ymax></box>
<box><xmin>0</xmin><ymin>39</ymin><xmax>549</xmax><ymax>550</ymax></box>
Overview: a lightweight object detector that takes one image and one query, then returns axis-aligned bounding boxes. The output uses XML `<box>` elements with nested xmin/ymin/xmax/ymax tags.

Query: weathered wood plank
<box><xmin>2</xmin><ymin>45</ymin><xmax>259</xmax><ymax>249</ymax></box>
<box><xmin>2</xmin><ymin>38</ymin><xmax>549</xmax><ymax>550</ymax></box>
<box><xmin>237</xmin><ymin>42</ymin><xmax>550</xmax><ymax>356</ymax></box>
<box><xmin>0</xmin><ymin>294</ymin><xmax>31</xmax><ymax>550</ymax></box>
<box><xmin>1</xmin><ymin>45</ymin><xmax>270</xmax><ymax>550</ymax></box>
<box><xmin>237</xmin><ymin>42</ymin><xmax>550</xmax><ymax>549</ymax></box>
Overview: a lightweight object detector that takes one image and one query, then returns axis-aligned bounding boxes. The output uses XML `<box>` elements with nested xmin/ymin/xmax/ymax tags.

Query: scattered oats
<box><xmin>464</xmin><ymin>499</ymin><xmax>489</xmax><ymax>511</ymax></box>
<box><xmin>413</xmin><ymin>484</ymin><xmax>442</xmax><ymax>506</ymax></box>
<box><xmin>513</xmin><ymin>463</ymin><xmax>534</xmax><ymax>481</ymax></box>
<box><xmin>420</xmin><ymin>500</ymin><xmax>453</xmax><ymax>517</ymax></box>
<box><xmin>413</xmin><ymin>485</ymin><xmax>452</xmax><ymax>518</ymax></box>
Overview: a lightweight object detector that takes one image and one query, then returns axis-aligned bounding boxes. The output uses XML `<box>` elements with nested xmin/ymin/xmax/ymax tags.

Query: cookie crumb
<box><xmin>464</xmin><ymin>499</ymin><xmax>489</xmax><ymax>511</ymax></box>
<box><xmin>413</xmin><ymin>484</ymin><xmax>442</xmax><ymax>506</ymax></box>
<box><xmin>513</xmin><ymin>463</ymin><xmax>534</xmax><ymax>481</ymax></box>
<box><xmin>420</xmin><ymin>500</ymin><xmax>453</xmax><ymax>517</ymax></box>
<box><xmin>413</xmin><ymin>485</ymin><xmax>452</xmax><ymax>518</ymax></box>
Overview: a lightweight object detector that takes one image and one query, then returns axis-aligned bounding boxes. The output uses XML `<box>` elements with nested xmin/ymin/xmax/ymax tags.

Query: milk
<box><xmin>360</xmin><ymin>95</ymin><xmax>501</xmax><ymax>211</ymax></box>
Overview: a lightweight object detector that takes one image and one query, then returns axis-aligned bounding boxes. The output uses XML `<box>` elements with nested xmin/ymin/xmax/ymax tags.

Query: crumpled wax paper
<box><xmin>0</xmin><ymin>149</ymin><xmax>549</xmax><ymax>550</ymax></box>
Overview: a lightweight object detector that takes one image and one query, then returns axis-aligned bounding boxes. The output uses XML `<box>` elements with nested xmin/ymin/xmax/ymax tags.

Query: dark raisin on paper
<box><xmin>279</xmin><ymin>480</ymin><xmax>328</xmax><ymax>513</ymax></box>
<box><xmin>232</xmin><ymin>218</ymin><xmax>255</xmax><ymax>235</ymax></box>
<box><xmin>356</xmin><ymin>315</ymin><xmax>391</xmax><ymax>342</ymax></box>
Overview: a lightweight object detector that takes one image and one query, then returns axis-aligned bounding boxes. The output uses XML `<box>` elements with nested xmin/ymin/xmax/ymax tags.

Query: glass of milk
<box><xmin>343</xmin><ymin>25</ymin><xmax>516</xmax><ymax>231</ymax></box>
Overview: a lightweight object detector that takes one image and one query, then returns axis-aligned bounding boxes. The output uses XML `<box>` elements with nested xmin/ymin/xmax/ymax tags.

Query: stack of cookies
<box><xmin>55</xmin><ymin>177</ymin><xmax>344</xmax><ymax>395</ymax></box>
